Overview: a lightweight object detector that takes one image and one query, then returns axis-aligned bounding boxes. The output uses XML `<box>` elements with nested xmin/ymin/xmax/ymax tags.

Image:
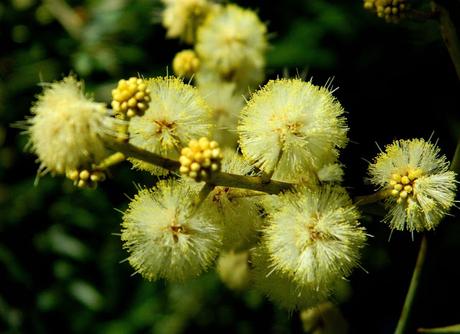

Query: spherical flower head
<box><xmin>262</xmin><ymin>185</ymin><xmax>367</xmax><ymax>290</ymax></box>
<box><xmin>205</xmin><ymin>149</ymin><xmax>263</xmax><ymax>250</ymax></box>
<box><xmin>173</xmin><ymin>49</ymin><xmax>200</xmax><ymax>78</ymax></box>
<box><xmin>180</xmin><ymin>137</ymin><xmax>223</xmax><ymax>181</ymax></box>
<box><xmin>368</xmin><ymin>138</ymin><xmax>457</xmax><ymax>232</ymax></box>
<box><xmin>121</xmin><ymin>179</ymin><xmax>223</xmax><ymax>281</ymax></box>
<box><xmin>111</xmin><ymin>77</ymin><xmax>151</xmax><ymax>119</ymax></box>
<box><xmin>161</xmin><ymin>0</ymin><xmax>214</xmax><ymax>43</ymax></box>
<box><xmin>363</xmin><ymin>0</ymin><xmax>408</xmax><ymax>23</ymax></box>
<box><xmin>198</xmin><ymin>81</ymin><xmax>244</xmax><ymax>148</ymax></box>
<box><xmin>196</xmin><ymin>4</ymin><xmax>267</xmax><ymax>78</ymax></box>
<box><xmin>238</xmin><ymin>78</ymin><xmax>349</xmax><ymax>182</ymax></box>
<box><xmin>216</xmin><ymin>250</ymin><xmax>251</xmax><ymax>291</ymax></box>
<box><xmin>128</xmin><ymin>76</ymin><xmax>213</xmax><ymax>175</ymax></box>
<box><xmin>24</xmin><ymin>75</ymin><xmax>111</xmax><ymax>175</ymax></box>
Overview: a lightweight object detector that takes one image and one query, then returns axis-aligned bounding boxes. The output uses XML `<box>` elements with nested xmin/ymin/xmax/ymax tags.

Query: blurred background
<box><xmin>1</xmin><ymin>0</ymin><xmax>460</xmax><ymax>333</ymax></box>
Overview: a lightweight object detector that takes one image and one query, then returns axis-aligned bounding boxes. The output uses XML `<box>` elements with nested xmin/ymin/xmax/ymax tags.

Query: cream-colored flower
<box><xmin>238</xmin><ymin>78</ymin><xmax>348</xmax><ymax>182</ymax></box>
<box><xmin>196</xmin><ymin>4</ymin><xmax>267</xmax><ymax>89</ymax></box>
<box><xmin>369</xmin><ymin>138</ymin><xmax>457</xmax><ymax>232</ymax></box>
<box><xmin>262</xmin><ymin>185</ymin><xmax>367</xmax><ymax>290</ymax></box>
<box><xmin>121</xmin><ymin>179</ymin><xmax>222</xmax><ymax>281</ymax></box>
<box><xmin>23</xmin><ymin>75</ymin><xmax>111</xmax><ymax>176</ymax></box>
<box><xmin>197</xmin><ymin>81</ymin><xmax>244</xmax><ymax>147</ymax></box>
<box><xmin>161</xmin><ymin>0</ymin><xmax>214</xmax><ymax>43</ymax></box>
<box><xmin>128</xmin><ymin>76</ymin><xmax>213</xmax><ymax>175</ymax></box>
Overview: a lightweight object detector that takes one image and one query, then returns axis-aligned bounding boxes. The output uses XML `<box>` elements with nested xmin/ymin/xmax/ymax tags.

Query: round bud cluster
<box><xmin>111</xmin><ymin>77</ymin><xmax>151</xmax><ymax>119</ymax></box>
<box><xmin>173</xmin><ymin>50</ymin><xmax>200</xmax><ymax>78</ymax></box>
<box><xmin>179</xmin><ymin>137</ymin><xmax>223</xmax><ymax>181</ymax></box>
<box><xmin>389</xmin><ymin>169</ymin><xmax>422</xmax><ymax>204</ymax></box>
<box><xmin>66</xmin><ymin>168</ymin><xmax>106</xmax><ymax>188</ymax></box>
<box><xmin>363</xmin><ymin>0</ymin><xmax>408</xmax><ymax>23</ymax></box>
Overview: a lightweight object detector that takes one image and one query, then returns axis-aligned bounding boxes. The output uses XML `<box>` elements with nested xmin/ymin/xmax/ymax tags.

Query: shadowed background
<box><xmin>1</xmin><ymin>0</ymin><xmax>459</xmax><ymax>333</ymax></box>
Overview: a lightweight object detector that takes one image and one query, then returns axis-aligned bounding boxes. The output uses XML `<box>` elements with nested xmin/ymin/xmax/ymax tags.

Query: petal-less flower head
<box><xmin>121</xmin><ymin>179</ymin><xmax>223</xmax><ymax>281</ymax></box>
<box><xmin>196</xmin><ymin>4</ymin><xmax>267</xmax><ymax>80</ymax></box>
<box><xmin>23</xmin><ymin>75</ymin><xmax>111</xmax><ymax>176</ymax></box>
<box><xmin>198</xmin><ymin>81</ymin><xmax>244</xmax><ymax>148</ymax></box>
<box><xmin>128</xmin><ymin>76</ymin><xmax>213</xmax><ymax>175</ymax></box>
<box><xmin>262</xmin><ymin>185</ymin><xmax>367</xmax><ymax>291</ymax></box>
<box><xmin>368</xmin><ymin>138</ymin><xmax>457</xmax><ymax>232</ymax></box>
<box><xmin>161</xmin><ymin>0</ymin><xmax>214</xmax><ymax>43</ymax></box>
<box><xmin>238</xmin><ymin>78</ymin><xmax>349</xmax><ymax>182</ymax></box>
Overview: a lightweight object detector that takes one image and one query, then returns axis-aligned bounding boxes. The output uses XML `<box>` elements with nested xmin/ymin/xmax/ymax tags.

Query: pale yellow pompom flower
<box><xmin>121</xmin><ymin>179</ymin><xmax>223</xmax><ymax>281</ymax></box>
<box><xmin>23</xmin><ymin>75</ymin><xmax>112</xmax><ymax>176</ymax></box>
<box><xmin>173</xmin><ymin>49</ymin><xmax>200</xmax><ymax>78</ymax></box>
<box><xmin>198</xmin><ymin>81</ymin><xmax>244</xmax><ymax>148</ymax></box>
<box><xmin>196</xmin><ymin>4</ymin><xmax>267</xmax><ymax>81</ymax></box>
<box><xmin>262</xmin><ymin>185</ymin><xmax>367</xmax><ymax>290</ymax></box>
<box><xmin>128</xmin><ymin>76</ymin><xmax>213</xmax><ymax>175</ymax></box>
<box><xmin>161</xmin><ymin>0</ymin><xmax>214</xmax><ymax>43</ymax></box>
<box><xmin>368</xmin><ymin>138</ymin><xmax>457</xmax><ymax>232</ymax></box>
<box><xmin>363</xmin><ymin>0</ymin><xmax>408</xmax><ymax>23</ymax></box>
<box><xmin>238</xmin><ymin>78</ymin><xmax>349</xmax><ymax>182</ymax></box>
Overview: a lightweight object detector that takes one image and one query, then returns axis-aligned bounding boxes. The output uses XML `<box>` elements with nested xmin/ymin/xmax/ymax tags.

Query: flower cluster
<box><xmin>238</xmin><ymin>78</ymin><xmax>348</xmax><ymax>183</ymax></box>
<box><xmin>22</xmin><ymin>75</ymin><xmax>112</xmax><ymax>176</ymax></box>
<box><xmin>111</xmin><ymin>77</ymin><xmax>151</xmax><ymax>119</ymax></box>
<box><xmin>19</xmin><ymin>0</ymin><xmax>459</xmax><ymax>316</ymax></box>
<box><xmin>179</xmin><ymin>137</ymin><xmax>223</xmax><ymax>181</ymax></box>
<box><xmin>363</xmin><ymin>0</ymin><xmax>408</xmax><ymax>23</ymax></box>
<box><xmin>369</xmin><ymin>138</ymin><xmax>457</xmax><ymax>232</ymax></box>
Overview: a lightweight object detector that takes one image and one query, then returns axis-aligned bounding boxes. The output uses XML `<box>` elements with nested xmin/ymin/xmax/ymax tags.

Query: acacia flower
<box><xmin>368</xmin><ymin>138</ymin><xmax>457</xmax><ymax>232</ymax></box>
<box><xmin>195</xmin><ymin>4</ymin><xmax>267</xmax><ymax>87</ymax></box>
<box><xmin>128</xmin><ymin>76</ymin><xmax>213</xmax><ymax>175</ymax></box>
<box><xmin>262</xmin><ymin>185</ymin><xmax>367</xmax><ymax>291</ymax></box>
<box><xmin>22</xmin><ymin>75</ymin><xmax>112</xmax><ymax>176</ymax></box>
<box><xmin>238</xmin><ymin>78</ymin><xmax>348</xmax><ymax>182</ymax></box>
<box><xmin>121</xmin><ymin>179</ymin><xmax>222</xmax><ymax>281</ymax></box>
<box><xmin>161</xmin><ymin>0</ymin><xmax>214</xmax><ymax>43</ymax></box>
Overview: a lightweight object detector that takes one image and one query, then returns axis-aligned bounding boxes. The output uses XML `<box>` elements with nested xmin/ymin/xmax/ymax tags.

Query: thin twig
<box><xmin>394</xmin><ymin>236</ymin><xmax>428</xmax><ymax>334</ymax></box>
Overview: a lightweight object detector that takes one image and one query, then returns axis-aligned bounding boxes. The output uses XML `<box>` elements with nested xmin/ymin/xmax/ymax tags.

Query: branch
<box><xmin>394</xmin><ymin>235</ymin><xmax>428</xmax><ymax>334</ymax></box>
<box><xmin>433</xmin><ymin>0</ymin><xmax>460</xmax><ymax>80</ymax></box>
<box><xmin>108</xmin><ymin>140</ymin><xmax>294</xmax><ymax>195</ymax></box>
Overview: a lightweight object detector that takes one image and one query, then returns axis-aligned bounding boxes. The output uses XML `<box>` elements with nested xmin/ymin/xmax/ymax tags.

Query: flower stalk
<box><xmin>394</xmin><ymin>235</ymin><xmax>428</xmax><ymax>334</ymax></box>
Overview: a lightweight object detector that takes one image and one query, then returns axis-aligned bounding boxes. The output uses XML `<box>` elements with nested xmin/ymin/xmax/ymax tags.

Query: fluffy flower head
<box><xmin>238</xmin><ymin>78</ymin><xmax>348</xmax><ymax>182</ymax></box>
<box><xmin>25</xmin><ymin>75</ymin><xmax>110</xmax><ymax>175</ymax></box>
<box><xmin>128</xmin><ymin>76</ymin><xmax>213</xmax><ymax>174</ymax></box>
<box><xmin>121</xmin><ymin>179</ymin><xmax>222</xmax><ymax>281</ymax></box>
<box><xmin>161</xmin><ymin>0</ymin><xmax>213</xmax><ymax>43</ymax></box>
<box><xmin>196</xmin><ymin>4</ymin><xmax>267</xmax><ymax>77</ymax></box>
<box><xmin>369</xmin><ymin>138</ymin><xmax>457</xmax><ymax>232</ymax></box>
<box><xmin>262</xmin><ymin>186</ymin><xmax>366</xmax><ymax>290</ymax></box>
